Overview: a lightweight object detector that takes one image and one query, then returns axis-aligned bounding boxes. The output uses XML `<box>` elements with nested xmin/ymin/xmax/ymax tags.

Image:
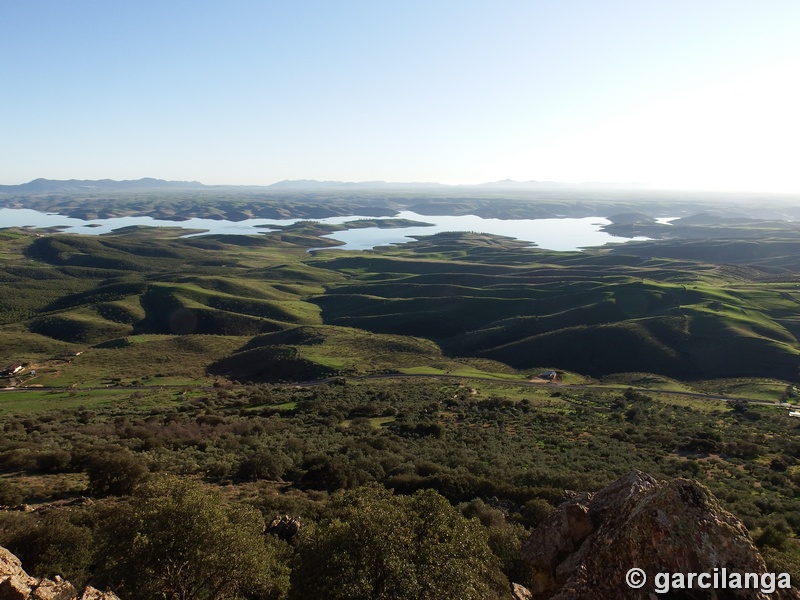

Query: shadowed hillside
<box><xmin>309</xmin><ymin>233</ymin><xmax>800</xmax><ymax>380</ymax></box>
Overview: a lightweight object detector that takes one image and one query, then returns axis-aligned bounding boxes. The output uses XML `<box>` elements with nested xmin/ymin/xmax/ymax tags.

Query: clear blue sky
<box><xmin>3</xmin><ymin>1</ymin><xmax>800</xmax><ymax>191</ymax></box>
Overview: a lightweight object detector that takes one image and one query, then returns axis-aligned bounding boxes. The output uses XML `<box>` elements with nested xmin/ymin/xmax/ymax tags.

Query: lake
<box><xmin>0</xmin><ymin>208</ymin><xmax>648</xmax><ymax>252</ymax></box>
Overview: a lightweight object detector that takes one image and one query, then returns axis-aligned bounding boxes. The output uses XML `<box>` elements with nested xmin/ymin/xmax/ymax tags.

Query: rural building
<box><xmin>0</xmin><ymin>363</ymin><xmax>24</xmax><ymax>378</ymax></box>
<box><xmin>538</xmin><ymin>370</ymin><xmax>565</xmax><ymax>383</ymax></box>
<box><xmin>789</xmin><ymin>411</ymin><xmax>800</xmax><ymax>418</ymax></box>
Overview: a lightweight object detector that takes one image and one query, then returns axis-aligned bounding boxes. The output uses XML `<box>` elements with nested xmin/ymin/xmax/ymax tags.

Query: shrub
<box><xmin>291</xmin><ymin>485</ymin><xmax>508</xmax><ymax>600</ymax></box>
<box><xmin>8</xmin><ymin>511</ymin><xmax>95</xmax><ymax>588</ymax></box>
<box><xmin>94</xmin><ymin>475</ymin><xmax>290</xmax><ymax>600</ymax></box>
<box><xmin>85</xmin><ymin>449</ymin><xmax>149</xmax><ymax>497</ymax></box>
<box><xmin>236</xmin><ymin>449</ymin><xmax>292</xmax><ymax>481</ymax></box>
<box><xmin>0</xmin><ymin>479</ymin><xmax>24</xmax><ymax>506</ymax></box>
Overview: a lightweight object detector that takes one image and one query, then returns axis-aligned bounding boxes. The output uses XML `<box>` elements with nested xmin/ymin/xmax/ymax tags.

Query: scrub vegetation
<box><xmin>1</xmin><ymin>190</ymin><xmax>800</xmax><ymax>596</ymax></box>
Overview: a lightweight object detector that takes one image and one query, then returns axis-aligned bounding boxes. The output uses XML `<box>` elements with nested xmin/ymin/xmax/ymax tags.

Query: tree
<box><xmin>236</xmin><ymin>448</ymin><xmax>292</xmax><ymax>481</ymax></box>
<box><xmin>85</xmin><ymin>448</ymin><xmax>149</xmax><ymax>497</ymax></box>
<box><xmin>0</xmin><ymin>479</ymin><xmax>24</xmax><ymax>506</ymax></box>
<box><xmin>291</xmin><ymin>485</ymin><xmax>508</xmax><ymax>600</ymax></box>
<box><xmin>94</xmin><ymin>475</ymin><xmax>290</xmax><ymax>600</ymax></box>
<box><xmin>7</xmin><ymin>510</ymin><xmax>95</xmax><ymax>588</ymax></box>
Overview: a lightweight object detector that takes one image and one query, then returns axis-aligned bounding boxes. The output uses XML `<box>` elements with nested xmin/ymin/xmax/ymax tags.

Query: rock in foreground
<box><xmin>521</xmin><ymin>471</ymin><xmax>798</xmax><ymax>599</ymax></box>
<box><xmin>0</xmin><ymin>545</ymin><xmax>119</xmax><ymax>600</ymax></box>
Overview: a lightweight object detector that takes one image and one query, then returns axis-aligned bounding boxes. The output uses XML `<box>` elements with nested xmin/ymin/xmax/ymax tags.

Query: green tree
<box><xmin>236</xmin><ymin>448</ymin><xmax>292</xmax><ymax>481</ymax></box>
<box><xmin>0</xmin><ymin>479</ymin><xmax>24</xmax><ymax>506</ymax></box>
<box><xmin>85</xmin><ymin>448</ymin><xmax>149</xmax><ymax>497</ymax></box>
<box><xmin>7</xmin><ymin>511</ymin><xmax>95</xmax><ymax>588</ymax></box>
<box><xmin>291</xmin><ymin>485</ymin><xmax>508</xmax><ymax>600</ymax></box>
<box><xmin>95</xmin><ymin>475</ymin><xmax>290</xmax><ymax>600</ymax></box>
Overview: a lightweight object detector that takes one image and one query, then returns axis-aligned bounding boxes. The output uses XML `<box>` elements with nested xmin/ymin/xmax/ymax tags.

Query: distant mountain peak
<box><xmin>0</xmin><ymin>178</ymin><xmax>207</xmax><ymax>193</ymax></box>
<box><xmin>0</xmin><ymin>177</ymin><xmax>655</xmax><ymax>194</ymax></box>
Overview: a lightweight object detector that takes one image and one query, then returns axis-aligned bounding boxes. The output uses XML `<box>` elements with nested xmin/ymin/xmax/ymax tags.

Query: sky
<box><xmin>2</xmin><ymin>1</ymin><xmax>800</xmax><ymax>192</ymax></box>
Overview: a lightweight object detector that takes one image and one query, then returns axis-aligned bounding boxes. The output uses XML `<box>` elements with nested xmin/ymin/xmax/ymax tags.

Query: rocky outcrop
<box><xmin>0</xmin><ymin>546</ymin><xmax>119</xmax><ymax>600</ymax></box>
<box><xmin>521</xmin><ymin>471</ymin><xmax>799</xmax><ymax>600</ymax></box>
<box><xmin>266</xmin><ymin>514</ymin><xmax>302</xmax><ymax>540</ymax></box>
<box><xmin>511</xmin><ymin>582</ymin><xmax>533</xmax><ymax>599</ymax></box>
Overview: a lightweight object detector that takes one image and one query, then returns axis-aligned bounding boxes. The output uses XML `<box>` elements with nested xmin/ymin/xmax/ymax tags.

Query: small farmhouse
<box><xmin>538</xmin><ymin>370</ymin><xmax>565</xmax><ymax>383</ymax></box>
<box><xmin>0</xmin><ymin>363</ymin><xmax>24</xmax><ymax>378</ymax></box>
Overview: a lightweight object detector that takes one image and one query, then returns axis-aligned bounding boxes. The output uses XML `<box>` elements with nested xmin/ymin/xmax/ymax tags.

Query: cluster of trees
<box><xmin>1</xmin><ymin>476</ymin><xmax>511</xmax><ymax>600</ymax></box>
<box><xmin>1</xmin><ymin>380</ymin><xmax>799</xmax><ymax>589</ymax></box>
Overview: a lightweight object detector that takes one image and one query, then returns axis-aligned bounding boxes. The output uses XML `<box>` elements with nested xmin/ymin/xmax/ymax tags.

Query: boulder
<box><xmin>0</xmin><ymin>546</ymin><xmax>119</xmax><ymax>600</ymax></box>
<box><xmin>521</xmin><ymin>471</ymin><xmax>799</xmax><ymax>599</ymax></box>
<box><xmin>77</xmin><ymin>589</ymin><xmax>120</xmax><ymax>600</ymax></box>
<box><xmin>266</xmin><ymin>514</ymin><xmax>302</xmax><ymax>540</ymax></box>
<box><xmin>0</xmin><ymin>548</ymin><xmax>27</xmax><ymax>581</ymax></box>
<box><xmin>0</xmin><ymin>575</ymin><xmax>33</xmax><ymax>600</ymax></box>
<box><xmin>511</xmin><ymin>582</ymin><xmax>533</xmax><ymax>599</ymax></box>
<box><xmin>29</xmin><ymin>576</ymin><xmax>77</xmax><ymax>600</ymax></box>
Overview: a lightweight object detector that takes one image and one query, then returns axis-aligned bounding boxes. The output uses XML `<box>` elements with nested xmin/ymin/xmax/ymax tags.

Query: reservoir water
<box><xmin>0</xmin><ymin>208</ymin><xmax>648</xmax><ymax>252</ymax></box>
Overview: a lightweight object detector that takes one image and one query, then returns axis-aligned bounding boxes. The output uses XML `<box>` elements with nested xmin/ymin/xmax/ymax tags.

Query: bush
<box><xmin>237</xmin><ymin>449</ymin><xmax>292</xmax><ymax>482</ymax></box>
<box><xmin>94</xmin><ymin>475</ymin><xmax>290</xmax><ymax>600</ymax></box>
<box><xmin>7</xmin><ymin>511</ymin><xmax>95</xmax><ymax>588</ymax></box>
<box><xmin>298</xmin><ymin>454</ymin><xmax>376</xmax><ymax>491</ymax></box>
<box><xmin>35</xmin><ymin>450</ymin><xmax>72</xmax><ymax>473</ymax></box>
<box><xmin>519</xmin><ymin>498</ymin><xmax>553</xmax><ymax>529</ymax></box>
<box><xmin>291</xmin><ymin>485</ymin><xmax>508</xmax><ymax>600</ymax></box>
<box><xmin>0</xmin><ymin>479</ymin><xmax>24</xmax><ymax>506</ymax></box>
<box><xmin>85</xmin><ymin>449</ymin><xmax>150</xmax><ymax>497</ymax></box>
<box><xmin>756</xmin><ymin>524</ymin><xmax>789</xmax><ymax>551</ymax></box>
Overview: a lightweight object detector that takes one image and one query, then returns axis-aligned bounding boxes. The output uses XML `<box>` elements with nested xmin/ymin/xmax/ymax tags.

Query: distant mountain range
<box><xmin>0</xmin><ymin>178</ymin><xmax>206</xmax><ymax>193</ymax></box>
<box><xmin>0</xmin><ymin>177</ymin><xmax>649</xmax><ymax>194</ymax></box>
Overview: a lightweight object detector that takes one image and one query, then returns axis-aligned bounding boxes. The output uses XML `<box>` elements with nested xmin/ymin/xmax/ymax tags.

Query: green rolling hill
<box><xmin>1</xmin><ymin>226</ymin><xmax>799</xmax><ymax>384</ymax></box>
<box><xmin>308</xmin><ymin>234</ymin><xmax>800</xmax><ymax>380</ymax></box>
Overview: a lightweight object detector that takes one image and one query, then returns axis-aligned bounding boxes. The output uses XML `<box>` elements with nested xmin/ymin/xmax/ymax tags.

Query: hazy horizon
<box><xmin>3</xmin><ymin>2</ymin><xmax>800</xmax><ymax>193</ymax></box>
<box><xmin>7</xmin><ymin>176</ymin><xmax>800</xmax><ymax>200</ymax></box>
